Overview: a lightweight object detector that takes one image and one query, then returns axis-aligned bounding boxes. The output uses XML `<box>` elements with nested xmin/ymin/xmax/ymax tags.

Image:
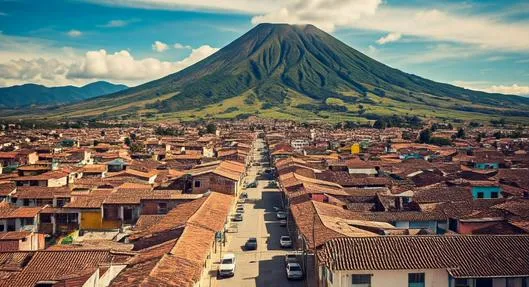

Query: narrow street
<box><xmin>215</xmin><ymin>138</ymin><xmax>305</xmax><ymax>287</ymax></box>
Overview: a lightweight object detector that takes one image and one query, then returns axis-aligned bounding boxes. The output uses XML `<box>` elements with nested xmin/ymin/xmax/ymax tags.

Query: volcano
<box><xmin>29</xmin><ymin>23</ymin><xmax>529</xmax><ymax>122</ymax></box>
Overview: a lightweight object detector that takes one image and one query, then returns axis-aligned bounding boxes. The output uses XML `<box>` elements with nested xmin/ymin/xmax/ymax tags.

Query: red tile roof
<box><xmin>318</xmin><ymin>235</ymin><xmax>529</xmax><ymax>278</ymax></box>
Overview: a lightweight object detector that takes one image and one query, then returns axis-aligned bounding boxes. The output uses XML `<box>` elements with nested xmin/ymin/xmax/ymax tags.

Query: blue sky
<box><xmin>0</xmin><ymin>0</ymin><xmax>528</xmax><ymax>95</ymax></box>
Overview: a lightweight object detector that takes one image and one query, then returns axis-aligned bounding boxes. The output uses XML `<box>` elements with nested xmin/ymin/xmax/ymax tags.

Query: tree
<box><xmin>124</xmin><ymin>137</ymin><xmax>131</xmax><ymax>146</ymax></box>
<box><xmin>418</xmin><ymin>129</ymin><xmax>432</xmax><ymax>144</ymax></box>
<box><xmin>429</xmin><ymin>137</ymin><xmax>452</xmax><ymax>146</ymax></box>
<box><xmin>130</xmin><ymin>133</ymin><xmax>137</xmax><ymax>141</ymax></box>
<box><xmin>129</xmin><ymin>142</ymin><xmax>145</xmax><ymax>154</ymax></box>
<box><xmin>476</xmin><ymin>132</ymin><xmax>486</xmax><ymax>143</ymax></box>
<box><xmin>493</xmin><ymin>131</ymin><xmax>503</xmax><ymax>139</ymax></box>
<box><xmin>456</xmin><ymin>128</ymin><xmax>466</xmax><ymax>139</ymax></box>
<box><xmin>206</xmin><ymin>123</ymin><xmax>217</xmax><ymax>134</ymax></box>
<box><xmin>373</xmin><ymin>119</ymin><xmax>387</xmax><ymax>129</ymax></box>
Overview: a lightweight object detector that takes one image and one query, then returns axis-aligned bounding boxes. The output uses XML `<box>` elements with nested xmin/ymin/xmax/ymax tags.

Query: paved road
<box><xmin>215</xmin><ymin>138</ymin><xmax>305</xmax><ymax>287</ymax></box>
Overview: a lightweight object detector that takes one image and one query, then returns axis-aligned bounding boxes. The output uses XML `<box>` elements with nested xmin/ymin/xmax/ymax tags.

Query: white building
<box><xmin>291</xmin><ymin>139</ymin><xmax>310</xmax><ymax>152</ymax></box>
<box><xmin>318</xmin><ymin>236</ymin><xmax>529</xmax><ymax>287</ymax></box>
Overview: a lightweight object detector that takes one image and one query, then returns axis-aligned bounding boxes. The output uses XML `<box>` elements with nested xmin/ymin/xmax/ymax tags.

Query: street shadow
<box><xmin>253</xmin><ymin>191</ymin><xmax>282</xmax><ymax>211</ymax></box>
<box><xmin>255</xmin><ymin>255</ymin><xmax>304</xmax><ymax>287</ymax></box>
<box><xmin>265</xmin><ymin>222</ymin><xmax>292</xmax><ymax>251</ymax></box>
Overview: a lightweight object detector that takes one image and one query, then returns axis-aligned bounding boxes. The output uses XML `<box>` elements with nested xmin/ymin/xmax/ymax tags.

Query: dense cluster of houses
<box><xmin>268</xmin><ymin>124</ymin><xmax>529</xmax><ymax>287</ymax></box>
<box><xmin>0</xmin><ymin>118</ymin><xmax>528</xmax><ymax>286</ymax></box>
<box><xmin>0</xmin><ymin>122</ymin><xmax>255</xmax><ymax>286</ymax></box>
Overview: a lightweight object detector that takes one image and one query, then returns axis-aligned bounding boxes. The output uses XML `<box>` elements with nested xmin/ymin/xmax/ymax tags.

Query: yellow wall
<box><xmin>80</xmin><ymin>211</ymin><xmax>103</xmax><ymax>229</ymax></box>
<box><xmin>81</xmin><ymin>210</ymin><xmax>121</xmax><ymax>230</ymax></box>
<box><xmin>351</xmin><ymin>143</ymin><xmax>361</xmax><ymax>155</ymax></box>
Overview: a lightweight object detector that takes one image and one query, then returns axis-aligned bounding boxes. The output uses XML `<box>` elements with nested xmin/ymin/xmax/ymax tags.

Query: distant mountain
<box><xmin>0</xmin><ymin>81</ymin><xmax>128</xmax><ymax>108</ymax></box>
<box><xmin>12</xmin><ymin>24</ymin><xmax>529</xmax><ymax>123</ymax></box>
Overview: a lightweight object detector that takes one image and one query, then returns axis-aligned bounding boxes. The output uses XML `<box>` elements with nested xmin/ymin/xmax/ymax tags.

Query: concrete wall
<box><xmin>48</xmin><ymin>176</ymin><xmax>68</xmax><ymax>187</ymax></box>
<box><xmin>348</xmin><ymin>168</ymin><xmax>377</xmax><ymax>175</ymax></box>
<box><xmin>192</xmin><ymin>174</ymin><xmax>211</xmax><ymax>194</ymax></box>
<box><xmin>99</xmin><ymin>265</ymin><xmax>127</xmax><ymax>286</ymax></box>
<box><xmin>328</xmin><ymin>269</ymin><xmax>449</xmax><ymax>287</ymax></box>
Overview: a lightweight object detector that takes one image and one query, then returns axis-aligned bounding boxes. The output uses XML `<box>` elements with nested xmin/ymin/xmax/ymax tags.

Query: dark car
<box><xmin>245</xmin><ymin>237</ymin><xmax>258</xmax><ymax>250</ymax></box>
<box><xmin>246</xmin><ymin>182</ymin><xmax>257</xmax><ymax>188</ymax></box>
<box><xmin>233</xmin><ymin>214</ymin><xmax>243</xmax><ymax>221</ymax></box>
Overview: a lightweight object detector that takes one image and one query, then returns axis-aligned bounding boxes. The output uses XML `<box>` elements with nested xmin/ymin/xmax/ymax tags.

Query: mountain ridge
<box><xmin>0</xmin><ymin>81</ymin><xmax>128</xmax><ymax>109</ymax></box>
<box><xmin>8</xmin><ymin>23</ymin><xmax>529</xmax><ymax>123</ymax></box>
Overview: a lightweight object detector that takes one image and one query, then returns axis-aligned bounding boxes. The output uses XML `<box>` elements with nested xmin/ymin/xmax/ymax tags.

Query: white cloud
<box><xmin>376</xmin><ymin>32</ymin><xmax>401</xmax><ymax>45</ymax></box>
<box><xmin>354</xmin><ymin>7</ymin><xmax>529</xmax><ymax>52</ymax></box>
<box><xmin>85</xmin><ymin>0</ymin><xmax>281</xmax><ymax>14</ymax></box>
<box><xmin>173</xmin><ymin>42</ymin><xmax>192</xmax><ymax>49</ymax></box>
<box><xmin>67</xmin><ymin>30</ymin><xmax>82</xmax><ymax>37</ymax></box>
<box><xmin>152</xmin><ymin>40</ymin><xmax>169</xmax><ymax>52</ymax></box>
<box><xmin>487</xmin><ymin>84</ymin><xmax>529</xmax><ymax>96</ymax></box>
<box><xmin>251</xmin><ymin>0</ymin><xmax>381</xmax><ymax>32</ymax></box>
<box><xmin>403</xmin><ymin>44</ymin><xmax>482</xmax><ymax>64</ymax></box>
<box><xmin>0</xmin><ymin>46</ymin><xmax>219</xmax><ymax>87</ymax></box>
<box><xmin>0</xmin><ymin>12</ymin><xmax>7</xmax><ymax>16</ymax></box>
<box><xmin>99</xmin><ymin>19</ymin><xmax>129</xmax><ymax>28</ymax></box>
<box><xmin>87</xmin><ymin>0</ymin><xmax>529</xmax><ymax>52</ymax></box>
<box><xmin>67</xmin><ymin>45</ymin><xmax>218</xmax><ymax>83</ymax></box>
<box><xmin>0</xmin><ymin>32</ymin><xmax>219</xmax><ymax>87</ymax></box>
<box><xmin>453</xmin><ymin>81</ymin><xmax>529</xmax><ymax>96</ymax></box>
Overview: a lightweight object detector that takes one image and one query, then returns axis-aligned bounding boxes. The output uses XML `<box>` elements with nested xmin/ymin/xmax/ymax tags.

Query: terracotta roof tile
<box><xmin>318</xmin><ymin>235</ymin><xmax>529</xmax><ymax>278</ymax></box>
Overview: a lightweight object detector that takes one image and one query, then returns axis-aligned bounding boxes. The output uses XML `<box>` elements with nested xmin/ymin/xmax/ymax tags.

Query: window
<box><xmin>455</xmin><ymin>279</ymin><xmax>470</xmax><ymax>287</ymax></box>
<box><xmin>23</xmin><ymin>199</ymin><xmax>30</xmax><ymax>206</ymax></box>
<box><xmin>477</xmin><ymin>192</ymin><xmax>484</xmax><ymax>199</ymax></box>
<box><xmin>22</xmin><ymin>218</ymin><xmax>34</xmax><ymax>226</ymax></box>
<box><xmin>40</xmin><ymin>214</ymin><xmax>52</xmax><ymax>224</ymax></box>
<box><xmin>352</xmin><ymin>274</ymin><xmax>371</xmax><ymax>287</ymax></box>
<box><xmin>194</xmin><ymin>180</ymin><xmax>201</xmax><ymax>188</ymax></box>
<box><xmin>157</xmin><ymin>202</ymin><xmax>168</xmax><ymax>214</ymax></box>
<box><xmin>0</xmin><ymin>224</ymin><xmax>4</xmax><ymax>232</ymax></box>
<box><xmin>490</xmin><ymin>192</ymin><xmax>499</xmax><ymax>198</ymax></box>
<box><xmin>408</xmin><ymin>273</ymin><xmax>425</xmax><ymax>287</ymax></box>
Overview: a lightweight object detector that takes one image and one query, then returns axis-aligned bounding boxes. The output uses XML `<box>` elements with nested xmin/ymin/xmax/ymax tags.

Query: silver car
<box><xmin>280</xmin><ymin>235</ymin><xmax>293</xmax><ymax>248</ymax></box>
<box><xmin>286</xmin><ymin>262</ymin><xmax>303</xmax><ymax>280</ymax></box>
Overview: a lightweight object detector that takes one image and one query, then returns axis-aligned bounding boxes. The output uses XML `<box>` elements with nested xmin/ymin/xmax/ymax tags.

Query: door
<box><xmin>123</xmin><ymin>207</ymin><xmax>133</xmax><ymax>223</ymax></box>
<box><xmin>476</xmin><ymin>279</ymin><xmax>493</xmax><ymax>287</ymax></box>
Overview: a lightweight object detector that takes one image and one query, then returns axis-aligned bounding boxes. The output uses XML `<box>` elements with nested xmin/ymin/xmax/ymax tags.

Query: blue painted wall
<box><xmin>474</xmin><ymin>162</ymin><xmax>499</xmax><ymax>169</ymax></box>
<box><xmin>472</xmin><ymin>186</ymin><xmax>502</xmax><ymax>199</ymax></box>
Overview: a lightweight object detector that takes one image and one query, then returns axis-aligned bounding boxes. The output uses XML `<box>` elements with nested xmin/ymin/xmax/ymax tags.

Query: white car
<box><xmin>218</xmin><ymin>253</ymin><xmax>236</xmax><ymax>278</ymax></box>
<box><xmin>286</xmin><ymin>262</ymin><xmax>303</xmax><ymax>280</ymax></box>
<box><xmin>276</xmin><ymin>211</ymin><xmax>287</xmax><ymax>219</ymax></box>
<box><xmin>280</xmin><ymin>235</ymin><xmax>293</xmax><ymax>248</ymax></box>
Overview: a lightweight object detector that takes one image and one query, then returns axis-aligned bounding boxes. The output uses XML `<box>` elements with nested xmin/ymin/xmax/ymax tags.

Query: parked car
<box><xmin>273</xmin><ymin>206</ymin><xmax>283</xmax><ymax>212</ymax></box>
<box><xmin>236</xmin><ymin>206</ymin><xmax>244</xmax><ymax>214</ymax></box>
<box><xmin>240</xmin><ymin>192</ymin><xmax>248</xmax><ymax>199</ymax></box>
<box><xmin>245</xmin><ymin>237</ymin><xmax>258</xmax><ymax>250</ymax></box>
<box><xmin>280</xmin><ymin>236</ymin><xmax>293</xmax><ymax>248</ymax></box>
<box><xmin>233</xmin><ymin>214</ymin><xmax>243</xmax><ymax>221</ymax></box>
<box><xmin>218</xmin><ymin>253</ymin><xmax>236</xmax><ymax>278</ymax></box>
<box><xmin>276</xmin><ymin>211</ymin><xmax>287</xmax><ymax>219</ymax></box>
<box><xmin>246</xmin><ymin>182</ymin><xmax>257</xmax><ymax>188</ymax></box>
<box><xmin>286</xmin><ymin>262</ymin><xmax>303</xmax><ymax>280</ymax></box>
<box><xmin>279</xmin><ymin>219</ymin><xmax>287</xmax><ymax>227</ymax></box>
<box><xmin>284</xmin><ymin>254</ymin><xmax>298</xmax><ymax>265</ymax></box>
